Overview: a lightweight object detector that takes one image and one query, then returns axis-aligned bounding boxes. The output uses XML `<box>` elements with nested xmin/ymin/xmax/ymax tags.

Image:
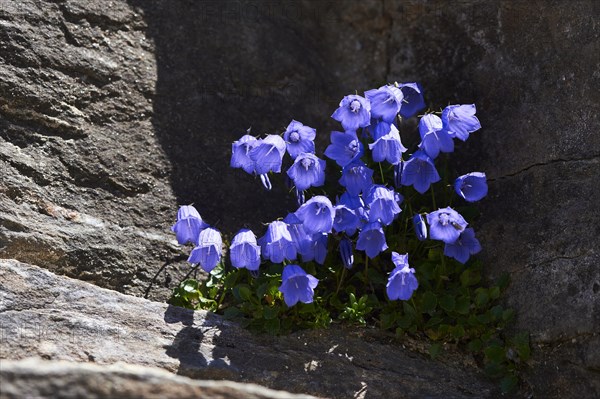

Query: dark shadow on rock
<box><xmin>164</xmin><ymin>304</ymin><xmax>194</xmax><ymax>326</ymax></box>
<box><xmin>127</xmin><ymin>0</ymin><xmax>346</xmax><ymax>234</ymax></box>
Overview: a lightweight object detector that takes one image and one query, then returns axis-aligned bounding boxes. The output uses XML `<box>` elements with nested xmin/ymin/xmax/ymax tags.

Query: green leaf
<box><xmin>500</xmin><ymin>375</ymin><xmax>518</xmax><ymax>394</ymax></box>
<box><xmin>424</xmin><ymin>316</ymin><xmax>442</xmax><ymax>329</ymax></box>
<box><xmin>263</xmin><ymin>306</ymin><xmax>279</xmax><ymax>320</ymax></box>
<box><xmin>460</xmin><ymin>269</ymin><xmax>481</xmax><ymax>287</ymax></box>
<box><xmin>502</xmin><ymin>309</ymin><xmax>515</xmax><ymax>322</ymax></box>
<box><xmin>512</xmin><ymin>332</ymin><xmax>531</xmax><ymax>361</ymax></box>
<box><xmin>264</xmin><ymin>318</ymin><xmax>280</xmax><ymax>335</ymax></box>
<box><xmin>439</xmin><ymin>295</ymin><xmax>456</xmax><ymax>312</ymax></box>
<box><xmin>451</xmin><ymin>324</ymin><xmax>465</xmax><ymax>339</ymax></box>
<box><xmin>489</xmin><ymin>286</ymin><xmax>501</xmax><ymax>300</ymax></box>
<box><xmin>421</xmin><ymin>291</ymin><xmax>437</xmax><ymax>314</ymax></box>
<box><xmin>429</xmin><ymin>343</ymin><xmax>443</xmax><ymax>359</ymax></box>
<box><xmin>467</xmin><ymin>339</ymin><xmax>482</xmax><ymax>352</ymax></box>
<box><xmin>455</xmin><ymin>296</ymin><xmax>471</xmax><ymax>314</ymax></box>
<box><xmin>484</xmin><ymin>344</ymin><xmax>505</xmax><ymax>363</ymax></box>
<box><xmin>236</xmin><ymin>285</ymin><xmax>252</xmax><ymax>301</ymax></box>
<box><xmin>497</xmin><ymin>272</ymin><xmax>510</xmax><ymax>290</ymax></box>
<box><xmin>475</xmin><ymin>288</ymin><xmax>489</xmax><ymax>307</ymax></box>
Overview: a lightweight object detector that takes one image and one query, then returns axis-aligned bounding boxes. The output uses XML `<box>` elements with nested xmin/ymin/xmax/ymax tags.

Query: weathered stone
<box><xmin>0</xmin><ymin>260</ymin><xmax>498</xmax><ymax>398</ymax></box>
<box><xmin>0</xmin><ymin>359</ymin><xmax>319</xmax><ymax>399</ymax></box>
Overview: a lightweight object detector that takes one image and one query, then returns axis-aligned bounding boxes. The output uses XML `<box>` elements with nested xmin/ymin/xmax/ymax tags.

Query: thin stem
<box><xmin>379</xmin><ymin>162</ymin><xmax>385</xmax><ymax>184</ymax></box>
<box><xmin>335</xmin><ymin>267</ymin><xmax>347</xmax><ymax>295</ymax></box>
<box><xmin>430</xmin><ymin>184</ymin><xmax>437</xmax><ymax>209</ymax></box>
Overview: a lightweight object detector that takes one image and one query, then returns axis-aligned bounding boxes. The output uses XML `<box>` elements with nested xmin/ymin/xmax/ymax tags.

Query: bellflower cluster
<box><xmin>173</xmin><ymin>81</ymin><xmax>488</xmax><ymax>314</ymax></box>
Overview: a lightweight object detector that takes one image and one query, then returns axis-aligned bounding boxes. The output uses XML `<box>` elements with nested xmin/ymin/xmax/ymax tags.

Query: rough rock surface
<box><xmin>0</xmin><ymin>359</ymin><xmax>319</xmax><ymax>399</ymax></box>
<box><xmin>0</xmin><ymin>260</ymin><xmax>499</xmax><ymax>398</ymax></box>
<box><xmin>1</xmin><ymin>0</ymin><xmax>599</xmax><ymax>398</ymax></box>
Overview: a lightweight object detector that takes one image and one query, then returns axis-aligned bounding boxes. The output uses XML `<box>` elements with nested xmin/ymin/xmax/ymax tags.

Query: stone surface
<box><xmin>0</xmin><ymin>260</ymin><xmax>498</xmax><ymax>398</ymax></box>
<box><xmin>0</xmin><ymin>359</ymin><xmax>318</xmax><ymax>399</ymax></box>
<box><xmin>1</xmin><ymin>0</ymin><xmax>599</xmax><ymax>398</ymax></box>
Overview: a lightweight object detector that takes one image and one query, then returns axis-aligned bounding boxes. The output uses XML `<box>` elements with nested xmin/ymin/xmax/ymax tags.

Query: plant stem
<box><xmin>335</xmin><ymin>267</ymin><xmax>347</xmax><ymax>295</ymax></box>
<box><xmin>379</xmin><ymin>162</ymin><xmax>385</xmax><ymax>183</ymax></box>
<box><xmin>431</xmin><ymin>184</ymin><xmax>437</xmax><ymax>209</ymax></box>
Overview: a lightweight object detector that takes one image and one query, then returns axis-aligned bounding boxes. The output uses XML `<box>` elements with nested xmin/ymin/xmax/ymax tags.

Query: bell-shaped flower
<box><xmin>338</xmin><ymin>192</ymin><xmax>365</xmax><ymax>211</ymax></box>
<box><xmin>333</xmin><ymin>204</ymin><xmax>361</xmax><ymax>236</ymax></box>
<box><xmin>441</xmin><ymin>104</ymin><xmax>481</xmax><ymax>141</ymax></box>
<box><xmin>188</xmin><ymin>227</ymin><xmax>222</xmax><ymax>272</ymax></box>
<box><xmin>283</xmin><ymin>213</ymin><xmax>313</xmax><ymax>256</ymax></box>
<box><xmin>229</xmin><ymin>229</ymin><xmax>261</xmax><ymax>271</ymax></box>
<box><xmin>278</xmin><ymin>265</ymin><xmax>319</xmax><ymax>307</ymax></box>
<box><xmin>364</xmin><ymin>85</ymin><xmax>404</xmax><ymax>123</ymax></box>
<box><xmin>258</xmin><ymin>221</ymin><xmax>297</xmax><ymax>264</ymax></box>
<box><xmin>286</xmin><ymin>152</ymin><xmax>326</xmax><ymax>191</ymax></box>
<box><xmin>366</xmin><ymin>185</ymin><xmax>403</xmax><ymax>226</ymax></box>
<box><xmin>386</xmin><ymin>252</ymin><xmax>418</xmax><ymax>300</ymax></box>
<box><xmin>444</xmin><ymin>228</ymin><xmax>482</xmax><ymax>264</ymax></box>
<box><xmin>400</xmin><ymin>151</ymin><xmax>441</xmax><ymax>194</ymax></box>
<box><xmin>331</xmin><ymin>94</ymin><xmax>371</xmax><ymax>131</ymax></box>
<box><xmin>339</xmin><ymin>238</ymin><xmax>354</xmax><ymax>269</ymax></box>
<box><xmin>418</xmin><ymin>114</ymin><xmax>454</xmax><ymax>159</ymax></box>
<box><xmin>356</xmin><ymin>222</ymin><xmax>388</xmax><ymax>259</ymax></box>
<box><xmin>367</xmin><ymin>120</ymin><xmax>394</xmax><ymax>141</ymax></box>
<box><xmin>295</xmin><ymin>195</ymin><xmax>335</xmax><ymax>235</ymax></box>
<box><xmin>300</xmin><ymin>233</ymin><xmax>328</xmax><ymax>265</ymax></box>
<box><xmin>398</xmin><ymin>82</ymin><xmax>426</xmax><ymax>119</ymax></box>
<box><xmin>324</xmin><ymin>131</ymin><xmax>363</xmax><ymax>168</ymax></box>
<box><xmin>412</xmin><ymin>214</ymin><xmax>427</xmax><ymax>241</ymax></box>
<box><xmin>454</xmin><ymin>172</ymin><xmax>488</xmax><ymax>202</ymax></box>
<box><xmin>249</xmin><ymin>135</ymin><xmax>286</xmax><ymax>175</ymax></box>
<box><xmin>230</xmin><ymin>134</ymin><xmax>259</xmax><ymax>174</ymax></box>
<box><xmin>339</xmin><ymin>160</ymin><xmax>374</xmax><ymax>196</ymax></box>
<box><xmin>426</xmin><ymin>207</ymin><xmax>468</xmax><ymax>244</ymax></box>
<box><xmin>368</xmin><ymin>124</ymin><xmax>407</xmax><ymax>165</ymax></box>
<box><xmin>171</xmin><ymin>205</ymin><xmax>208</xmax><ymax>245</ymax></box>
<box><xmin>283</xmin><ymin>120</ymin><xmax>316</xmax><ymax>159</ymax></box>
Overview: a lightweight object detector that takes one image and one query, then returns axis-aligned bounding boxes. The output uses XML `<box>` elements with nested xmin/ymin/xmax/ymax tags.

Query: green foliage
<box><xmin>168</xmin><ymin>156</ymin><xmax>530</xmax><ymax>393</ymax></box>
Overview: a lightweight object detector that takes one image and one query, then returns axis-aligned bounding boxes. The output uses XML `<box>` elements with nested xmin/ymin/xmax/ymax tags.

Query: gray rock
<box><xmin>0</xmin><ymin>260</ymin><xmax>498</xmax><ymax>398</ymax></box>
<box><xmin>0</xmin><ymin>358</ymin><xmax>318</xmax><ymax>399</ymax></box>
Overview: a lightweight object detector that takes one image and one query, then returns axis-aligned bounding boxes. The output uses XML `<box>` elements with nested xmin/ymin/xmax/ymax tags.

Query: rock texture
<box><xmin>1</xmin><ymin>0</ymin><xmax>599</xmax><ymax>398</ymax></box>
<box><xmin>0</xmin><ymin>260</ymin><xmax>499</xmax><ymax>398</ymax></box>
<box><xmin>0</xmin><ymin>359</ymin><xmax>319</xmax><ymax>399</ymax></box>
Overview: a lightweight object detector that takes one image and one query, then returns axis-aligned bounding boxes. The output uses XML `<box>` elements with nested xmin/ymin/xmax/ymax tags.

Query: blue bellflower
<box><xmin>398</xmin><ymin>82</ymin><xmax>426</xmax><ymax>119</ymax></box>
<box><xmin>286</xmin><ymin>152</ymin><xmax>326</xmax><ymax>191</ymax></box>
<box><xmin>333</xmin><ymin>204</ymin><xmax>361</xmax><ymax>236</ymax></box>
<box><xmin>418</xmin><ymin>114</ymin><xmax>454</xmax><ymax>159</ymax></box>
<box><xmin>300</xmin><ymin>233</ymin><xmax>328</xmax><ymax>265</ymax></box>
<box><xmin>230</xmin><ymin>134</ymin><xmax>259</xmax><ymax>174</ymax></box>
<box><xmin>258</xmin><ymin>221</ymin><xmax>297</xmax><ymax>263</ymax></box>
<box><xmin>368</xmin><ymin>123</ymin><xmax>407</xmax><ymax>165</ymax></box>
<box><xmin>454</xmin><ymin>172</ymin><xmax>488</xmax><ymax>202</ymax></box>
<box><xmin>364</xmin><ymin>85</ymin><xmax>404</xmax><ymax>123</ymax></box>
<box><xmin>295</xmin><ymin>195</ymin><xmax>335</xmax><ymax>235</ymax></box>
<box><xmin>331</xmin><ymin>94</ymin><xmax>371</xmax><ymax>131</ymax></box>
<box><xmin>324</xmin><ymin>131</ymin><xmax>363</xmax><ymax>167</ymax></box>
<box><xmin>339</xmin><ymin>238</ymin><xmax>354</xmax><ymax>269</ymax></box>
<box><xmin>366</xmin><ymin>185</ymin><xmax>403</xmax><ymax>226</ymax></box>
<box><xmin>400</xmin><ymin>151</ymin><xmax>441</xmax><ymax>194</ymax></box>
<box><xmin>229</xmin><ymin>229</ymin><xmax>261</xmax><ymax>271</ymax></box>
<box><xmin>412</xmin><ymin>214</ymin><xmax>428</xmax><ymax>241</ymax></box>
<box><xmin>279</xmin><ymin>264</ymin><xmax>319</xmax><ymax>307</ymax></box>
<box><xmin>441</xmin><ymin>104</ymin><xmax>481</xmax><ymax>141</ymax></box>
<box><xmin>339</xmin><ymin>160</ymin><xmax>374</xmax><ymax>196</ymax></box>
<box><xmin>386</xmin><ymin>252</ymin><xmax>418</xmax><ymax>300</ymax></box>
<box><xmin>283</xmin><ymin>213</ymin><xmax>313</xmax><ymax>256</ymax></box>
<box><xmin>171</xmin><ymin>205</ymin><xmax>208</xmax><ymax>245</ymax></box>
<box><xmin>338</xmin><ymin>192</ymin><xmax>365</xmax><ymax>211</ymax></box>
<box><xmin>444</xmin><ymin>228</ymin><xmax>482</xmax><ymax>264</ymax></box>
<box><xmin>188</xmin><ymin>227</ymin><xmax>222</xmax><ymax>272</ymax></box>
<box><xmin>368</xmin><ymin>120</ymin><xmax>394</xmax><ymax>141</ymax></box>
<box><xmin>427</xmin><ymin>207</ymin><xmax>468</xmax><ymax>244</ymax></box>
<box><xmin>249</xmin><ymin>135</ymin><xmax>286</xmax><ymax>175</ymax></box>
<box><xmin>283</xmin><ymin>120</ymin><xmax>316</xmax><ymax>159</ymax></box>
<box><xmin>356</xmin><ymin>222</ymin><xmax>388</xmax><ymax>259</ymax></box>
